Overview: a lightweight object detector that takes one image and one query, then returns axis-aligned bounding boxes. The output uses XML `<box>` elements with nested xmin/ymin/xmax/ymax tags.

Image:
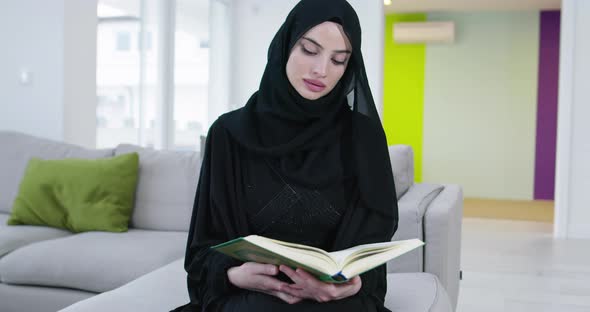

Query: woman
<box><xmin>172</xmin><ymin>0</ymin><xmax>398</xmax><ymax>311</ymax></box>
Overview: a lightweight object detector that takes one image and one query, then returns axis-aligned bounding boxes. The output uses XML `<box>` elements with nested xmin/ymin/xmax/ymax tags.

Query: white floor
<box><xmin>457</xmin><ymin>218</ymin><xmax>590</xmax><ymax>312</ymax></box>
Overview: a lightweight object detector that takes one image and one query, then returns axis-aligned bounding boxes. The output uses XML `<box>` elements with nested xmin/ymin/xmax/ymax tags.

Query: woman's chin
<box><xmin>297</xmin><ymin>88</ymin><xmax>325</xmax><ymax>101</ymax></box>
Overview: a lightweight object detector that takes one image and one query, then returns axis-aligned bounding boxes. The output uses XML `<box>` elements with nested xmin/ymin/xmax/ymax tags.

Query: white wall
<box><xmin>422</xmin><ymin>12</ymin><xmax>540</xmax><ymax>200</ymax></box>
<box><xmin>229</xmin><ymin>0</ymin><xmax>384</xmax><ymax>115</ymax></box>
<box><xmin>63</xmin><ymin>0</ymin><xmax>98</xmax><ymax>148</ymax></box>
<box><xmin>208</xmin><ymin>0</ymin><xmax>232</xmax><ymax>129</ymax></box>
<box><xmin>0</xmin><ymin>0</ymin><xmax>97</xmax><ymax>147</ymax></box>
<box><xmin>555</xmin><ymin>0</ymin><xmax>590</xmax><ymax>239</ymax></box>
<box><xmin>0</xmin><ymin>1</ymin><xmax>65</xmax><ymax>142</ymax></box>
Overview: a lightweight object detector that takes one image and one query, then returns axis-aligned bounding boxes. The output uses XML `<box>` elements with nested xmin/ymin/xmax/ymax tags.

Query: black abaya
<box><xmin>172</xmin><ymin>110</ymin><xmax>397</xmax><ymax>312</ymax></box>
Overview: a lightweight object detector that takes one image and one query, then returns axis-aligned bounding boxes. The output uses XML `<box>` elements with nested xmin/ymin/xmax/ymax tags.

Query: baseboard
<box><xmin>463</xmin><ymin>198</ymin><xmax>554</xmax><ymax>223</ymax></box>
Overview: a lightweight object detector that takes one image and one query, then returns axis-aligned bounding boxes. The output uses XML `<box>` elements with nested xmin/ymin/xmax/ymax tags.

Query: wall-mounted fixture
<box><xmin>393</xmin><ymin>21</ymin><xmax>455</xmax><ymax>44</ymax></box>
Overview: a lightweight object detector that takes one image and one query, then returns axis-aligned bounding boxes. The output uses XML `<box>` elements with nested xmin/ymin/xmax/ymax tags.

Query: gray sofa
<box><xmin>0</xmin><ymin>131</ymin><xmax>463</xmax><ymax>312</ymax></box>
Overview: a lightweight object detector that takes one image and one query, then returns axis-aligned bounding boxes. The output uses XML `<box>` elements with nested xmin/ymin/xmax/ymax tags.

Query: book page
<box><xmin>328</xmin><ymin>240</ymin><xmax>420</xmax><ymax>267</ymax></box>
<box><xmin>213</xmin><ymin>237</ymin><xmax>341</xmax><ymax>278</ymax></box>
<box><xmin>264</xmin><ymin>237</ymin><xmax>334</xmax><ymax>259</ymax></box>
<box><xmin>246</xmin><ymin>236</ymin><xmax>340</xmax><ymax>272</ymax></box>
<box><xmin>340</xmin><ymin>239</ymin><xmax>425</xmax><ymax>278</ymax></box>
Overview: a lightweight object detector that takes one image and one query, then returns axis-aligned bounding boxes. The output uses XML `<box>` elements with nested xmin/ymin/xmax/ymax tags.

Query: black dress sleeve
<box><xmin>332</xmin><ymin>113</ymin><xmax>399</xmax><ymax>311</ymax></box>
<box><xmin>334</xmin><ymin>190</ymin><xmax>397</xmax><ymax>309</ymax></box>
<box><xmin>357</xmin><ymin>119</ymin><xmax>398</xmax><ymax>305</ymax></box>
<box><xmin>173</xmin><ymin>121</ymin><xmax>246</xmax><ymax>312</ymax></box>
<box><xmin>355</xmin><ymin>207</ymin><xmax>398</xmax><ymax>307</ymax></box>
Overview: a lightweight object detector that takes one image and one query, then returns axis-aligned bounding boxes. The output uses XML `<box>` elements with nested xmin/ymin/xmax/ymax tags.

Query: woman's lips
<box><xmin>303</xmin><ymin>79</ymin><xmax>326</xmax><ymax>92</ymax></box>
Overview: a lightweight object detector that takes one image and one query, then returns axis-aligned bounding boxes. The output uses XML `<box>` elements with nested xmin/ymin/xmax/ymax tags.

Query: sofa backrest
<box><xmin>115</xmin><ymin>144</ymin><xmax>201</xmax><ymax>232</ymax></box>
<box><xmin>0</xmin><ymin>131</ymin><xmax>114</xmax><ymax>214</ymax></box>
<box><xmin>118</xmin><ymin>143</ymin><xmax>413</xmax><ymax>232</ymax></box>
<box><xmin>0</xmin><ymin>131</ymin><xmax>414</xmax><ymax>231</ymax></box>
<box><xmin>388</xmin><ymin>145</ymin><xmax>414</xmax><ymax>199</ymax></box>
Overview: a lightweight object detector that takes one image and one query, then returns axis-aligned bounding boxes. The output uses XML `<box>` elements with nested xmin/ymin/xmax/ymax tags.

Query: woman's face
<box><xmin>286</xmin><ymin>21</ymin><xmax>352</xmax><ymax>101</ymax></box>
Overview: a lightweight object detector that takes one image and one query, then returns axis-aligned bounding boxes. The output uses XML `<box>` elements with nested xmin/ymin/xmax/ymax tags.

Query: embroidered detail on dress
<box><xmin>251</xmin><ymin>185</ymin><xmax>300</xmax><ymax>232</ymax></box>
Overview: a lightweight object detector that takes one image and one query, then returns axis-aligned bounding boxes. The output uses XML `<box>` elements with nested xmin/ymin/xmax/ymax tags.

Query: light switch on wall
<box><xmin>19</xmin><ymin>69</ymin><xmax>33</xmax><ymax>85</ymax></box>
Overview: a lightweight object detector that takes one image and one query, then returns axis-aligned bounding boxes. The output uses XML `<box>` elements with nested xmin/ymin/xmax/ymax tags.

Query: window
<box><xmin>137</xmin><ymin>31</ymin><xmax>152</xmax><ymax>50</ymax></box>
<box><xmin>96</xmin><ymin>0</ymin><xmax>143</xmax><ymax>148</ymax></box>
<box><xmin>173</xmin><ymin>0</ymin><xmax>210</xmax><ymax>151</ymax></box>
<box><xmin>116</xmin><ymin>31</ymin><xmax>131</xmax><ymax>51</ymax></box>
<box><xmin>96</xmin><ymin>0</ymin><xmax>229</xmax><ymax>152</ymax></box>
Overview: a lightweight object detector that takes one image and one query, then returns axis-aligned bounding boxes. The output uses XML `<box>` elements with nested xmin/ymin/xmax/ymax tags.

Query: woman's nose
<box><xmin>311</xmin><ymin>58</ymin><xmax>329</xmax><ymax>77</ymax></box>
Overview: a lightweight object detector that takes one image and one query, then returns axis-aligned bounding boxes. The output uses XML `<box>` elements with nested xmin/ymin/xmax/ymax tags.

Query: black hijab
<box><xmin>222</xmin><ymin>0</ymin><xmax>395</xmax><ymax>218</ymax></box>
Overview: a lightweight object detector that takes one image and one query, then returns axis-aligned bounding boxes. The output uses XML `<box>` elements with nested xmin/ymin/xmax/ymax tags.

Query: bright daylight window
<box><xmin>96</xmin><ymin>0</ymin><xmax>211</xmax><ymax>152</ymax></box>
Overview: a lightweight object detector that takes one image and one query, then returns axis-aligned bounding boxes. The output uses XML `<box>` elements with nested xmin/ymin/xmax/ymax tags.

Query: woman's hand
<box><xmin>278</xmin><ymin>265</ymin><xmax>362</xmax><ymax>302</ymax></box>
<box><xmin>227</xmin><ymin>262</ymin><xmax>303</xmax><ymax>304</ymax></box>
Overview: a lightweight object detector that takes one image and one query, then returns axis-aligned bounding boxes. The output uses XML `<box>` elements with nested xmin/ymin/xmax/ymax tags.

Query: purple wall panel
<box><xmin>534</xmin><ymin>11</ymin><xmax>560</xmax><ymax>200</ymax></box>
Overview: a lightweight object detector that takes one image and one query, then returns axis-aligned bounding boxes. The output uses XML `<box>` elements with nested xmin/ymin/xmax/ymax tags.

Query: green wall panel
<box><xmin>383</xmin><ymin>13</ymin><xmax>426</xmax><ymax>182</ymax></box>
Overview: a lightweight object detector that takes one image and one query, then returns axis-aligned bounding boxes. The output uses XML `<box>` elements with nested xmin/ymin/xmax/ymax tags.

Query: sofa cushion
<box><xmin>0</xmin><ymin>213</ymin><xmax>8</xmax><ymax>227</ymax></box>
<box><xmin>388</xmin><ymin>145</ymin><xmax>414</xmax><ymax>199</ymax></box>
<box><xmin>0</xmin><ymin>131</ymin><xmax>113</xmax><ymax>214</ymax></box>
<box><xmin>58</xmin><ymin>259</ymin><xmax>186</xmax><ymax>312</ymax></box>
<box><xmin>59</xmin><ymin>262</ymin><xmax>452</xmax><ymax>312</ymax></box>
<box><xmin>0</xmin><ymin>282</ymin><xmax>94</xmax><ymax>312</ymax></box>
<box><xmin>8</xmin><ymin>153</ymin><xmax>139</xmax><ymax>233</ymax></box>
<box><xmin>115</xmin><ymin>144</ymin><xmax>201</xmax><ymax>232</ymax></box>
<box><xmin>0</xmin><ymin>230</ymin><xmax>186</xmax><ymax>293</ymax></box>
<box><xmin>385</xmin><ymin>273</ymin><xmax>453</xmax><ymax>312</ymax></box>
<box><xmin>0</xmin><ymin>225</ymin><xmax>71</xmax><ymax>258</ymax></box>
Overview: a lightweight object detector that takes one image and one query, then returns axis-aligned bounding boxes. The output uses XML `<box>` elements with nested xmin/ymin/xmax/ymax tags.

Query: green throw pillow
<box><xmin>7</xmin><ymin>153</ymin><xmax>139</xmax><ymax>232</ymax></box>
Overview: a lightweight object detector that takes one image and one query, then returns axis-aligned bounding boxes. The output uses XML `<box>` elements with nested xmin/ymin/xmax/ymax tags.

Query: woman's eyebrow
<box><xmin>302</xmin><ymin>37</ymin><xmax>352</xmax><ymax>54</ymax></box>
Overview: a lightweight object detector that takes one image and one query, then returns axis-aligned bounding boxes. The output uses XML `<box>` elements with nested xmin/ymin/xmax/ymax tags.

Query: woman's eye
<box><xmin>332</xmin><ymin>59</ymin><xmax>346</xmax><ymax>65</ymax></box>
<box><xmin>301</xmin><ymin>46</ymin><xmax>317</xmax><ymax>55</ymax></box>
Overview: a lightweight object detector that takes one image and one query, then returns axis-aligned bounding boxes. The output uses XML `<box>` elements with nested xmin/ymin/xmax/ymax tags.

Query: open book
<box><xmin>212</xmin><ymin>235</ymin><xmax>424</xmax><ymax>283</ymax></box>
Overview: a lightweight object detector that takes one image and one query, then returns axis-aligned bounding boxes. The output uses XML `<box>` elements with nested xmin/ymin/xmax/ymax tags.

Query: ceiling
<box><xmin>385</xmin><ymin>0</ymin><xmax>562</xmax><ymax>13</ymax></box>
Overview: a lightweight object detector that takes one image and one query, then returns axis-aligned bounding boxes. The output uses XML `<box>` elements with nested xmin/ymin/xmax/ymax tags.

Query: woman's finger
<box><xmin>269</xmin><ymin>290</ymin><xmax>302</xmax><ymax>304</ymax></box>
<box><xmin>246</xmin><ymin>262</ymin><xmax>279</xmax><ymax>276</ymax></box>
<box><xmin>332</xmin><ymin>276</ymin><xmax>362</xmax><ymax>300</ymax></box>
<box><xmin>279</xmin><ymin>265</ymin><xmax>305</xmax><ymax>284</ymax></box>
<box><xmin>346</xmin><ymin>275</ymin><xmax>361</xmax><ymax>285</ymax></box>
<box><xmin>293</xmin><ymin>268</ymin><xmax>324</xmax><ymax>288</ymax></box>
<box><xmin>251</xmin><ymin>274</ymin><xmax>289</xmax><ymax>292</ymax></box>
<box><xmin>279</xmin><ymin>283</ymin><xmax>306</xmax><ymax>298</ymax></box>
<box><xmin>278</xmin><ymin>266</ymin><xmax>363</xmax><ymax>302</ymax></box>
<box><xmin>294</xmin><ymin>268</ymin><xmax>318</xmax><ymax>281</ymax></box>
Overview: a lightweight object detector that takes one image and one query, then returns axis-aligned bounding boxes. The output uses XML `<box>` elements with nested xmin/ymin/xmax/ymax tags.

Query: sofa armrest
<box><xmin>423</xmin><ymin>184</ymin><xmax>463</xmax><ymax>311</ymax></box>
<box><xmin>388</xmin><ymin>183</ymin><xmax>444</xmax><ymax>273</ymax></box>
